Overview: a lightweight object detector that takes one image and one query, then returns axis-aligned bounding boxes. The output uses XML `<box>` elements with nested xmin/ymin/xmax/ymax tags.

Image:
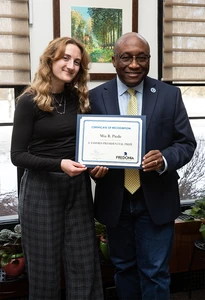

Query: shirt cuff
<box><xmin>157</xmin><ymin>156</ymin><xmax>168</xmax><ymax>175</ymax></box>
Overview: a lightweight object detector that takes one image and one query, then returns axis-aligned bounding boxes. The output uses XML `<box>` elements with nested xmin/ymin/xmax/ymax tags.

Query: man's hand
<box><xmin>142</xmin><ymin>150</ymin><xmax>164</xmax><ymax>172</ymax></box>
<box><xmin>89</xmin><ymin>166</ymin><xmax>109</xmax><ymax>180</ymax></box>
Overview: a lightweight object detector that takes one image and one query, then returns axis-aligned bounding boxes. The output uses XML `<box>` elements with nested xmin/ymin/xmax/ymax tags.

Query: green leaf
<box><xmin>182</xmin><ymin>198</ymin><xmax>205</xmax><ymax>219</ymax></box>
<box><xmin>199</xmin><ymin>224</ymin><xmax>205</xmax><ymax>232</ymax></box>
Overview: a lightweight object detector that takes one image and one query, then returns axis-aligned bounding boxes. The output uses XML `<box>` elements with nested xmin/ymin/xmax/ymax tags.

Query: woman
<box><xmin>11</xmin><ymin>37</ymin><xmax>104</xmax><ymax>300</ymax></box>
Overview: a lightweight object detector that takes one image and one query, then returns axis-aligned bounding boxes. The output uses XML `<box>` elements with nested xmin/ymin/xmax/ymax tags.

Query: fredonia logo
<box><xmin>116</xmin><ymin>154</ymin><xmax>134</xmax><ymax>160</ymax></box>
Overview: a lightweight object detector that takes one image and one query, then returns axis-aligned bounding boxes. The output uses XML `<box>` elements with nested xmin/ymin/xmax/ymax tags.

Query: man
<box><xmin>89</xmin><ymin>32</ymin><xmax>196</xmax><ymax>299</ymax></box>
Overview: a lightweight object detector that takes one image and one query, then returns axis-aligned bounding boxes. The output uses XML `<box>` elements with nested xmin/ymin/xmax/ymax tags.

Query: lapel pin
<box><xmin>151</xmin><ymin>88</ymin><xmax>156</xmax><ymax>93</ymax></box>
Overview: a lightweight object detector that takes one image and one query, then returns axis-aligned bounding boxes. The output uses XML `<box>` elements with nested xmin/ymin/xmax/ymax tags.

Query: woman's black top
<box><xmin>11</xmin><ymin>88</ymin><xmax>79</xmax><ymax>172</ymax></box>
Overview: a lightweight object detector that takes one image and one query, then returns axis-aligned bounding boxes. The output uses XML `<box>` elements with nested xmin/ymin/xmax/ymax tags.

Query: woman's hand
<box><xmin>61</xmin><ymin>159</ymin><xmax>87</xmax><ymax>176</ymax></box>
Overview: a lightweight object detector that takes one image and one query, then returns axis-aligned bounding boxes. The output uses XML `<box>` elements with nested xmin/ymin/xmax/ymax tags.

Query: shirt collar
<box><xmin>116</xmin><ymin>75</ymin><xmax>144</xmax><ymax>96</ymax></box>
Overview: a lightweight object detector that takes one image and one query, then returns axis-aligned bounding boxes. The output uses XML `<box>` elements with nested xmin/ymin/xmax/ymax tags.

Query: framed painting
<box><xmin>53</xmin><ymin>0</ymin><xmax>138</xmax><ymax>81</ymax></box>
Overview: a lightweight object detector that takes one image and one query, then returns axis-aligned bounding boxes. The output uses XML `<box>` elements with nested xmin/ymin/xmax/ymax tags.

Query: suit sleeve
<box><xmin>161</xmin><ymin>88</ymin><xmax>196</xmax><ymax>171</ymax></box>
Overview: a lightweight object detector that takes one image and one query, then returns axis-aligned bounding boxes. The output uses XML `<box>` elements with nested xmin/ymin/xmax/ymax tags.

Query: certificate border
<box><xmin>75</xmin><ymin>114</ymin><xmax>146</xmax><ymax>168</ymax></box>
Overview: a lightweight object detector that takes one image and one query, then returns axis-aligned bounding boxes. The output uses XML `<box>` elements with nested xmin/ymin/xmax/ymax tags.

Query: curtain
<box><xmin>163</xmin><ymin>0</ymin><xmax>205</xmax><ymax>82</ymax></box>
<box><xmin>0</xmin><ymin>0</ymin><xmax>30</xmax><ymax>85</ymax></box>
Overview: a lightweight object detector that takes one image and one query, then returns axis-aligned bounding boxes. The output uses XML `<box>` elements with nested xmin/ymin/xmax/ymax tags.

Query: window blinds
<box><xmin>163</xmin><ymin>0</ymin><xmax>205</xmax><ymax>82</ymax></box>
<box><xmin>0</xmin><ymin>0</ymin><xmax>30</xmax><ymax>85</ymax></box>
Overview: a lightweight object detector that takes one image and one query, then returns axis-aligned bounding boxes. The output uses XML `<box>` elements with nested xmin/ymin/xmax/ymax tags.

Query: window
<box><xmin>162</xmin><ymin>0</ymin><xmax>205</xmax><ymax>83</ymax></box>
<box><xmin>159</xmin><ymin>0</ymin><xmax>205</xmax><ymax>202</ymax></box>
<box><xmin>0</xmin><ymin>0</ymin><xmax>30</xmax><ymax>223</ymax></box>
<box><xmin>0</xmin><ymin>87</ymin><xmax>26</xmax><ymax>223</ymax></box>
<box><xmin>0</xmin><ymin>88</ymin><xmax>18</xmax><ymax>221</ymax></box>
<box><xmin>0</xmin><ymin>0</ymin><xmax>30</xmax><ymax>85</ymax></box>
<box><xmin>178</xmin><ymin>87</ymin><xmax>205</xmax><ymax>200</ymax></box>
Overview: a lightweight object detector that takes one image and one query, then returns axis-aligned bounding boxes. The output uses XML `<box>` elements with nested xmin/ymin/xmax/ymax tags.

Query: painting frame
<box><xmin>53</xmin><ymin>0</ymin><xmax>138</xmax><ymax>81</ymax></box>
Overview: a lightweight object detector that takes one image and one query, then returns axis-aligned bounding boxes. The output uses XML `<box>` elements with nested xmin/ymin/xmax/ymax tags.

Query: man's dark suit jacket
<box><xmin>89</xmin><ymin>76</ymin><xmax>196</xmax><ymax>227</ymax></box>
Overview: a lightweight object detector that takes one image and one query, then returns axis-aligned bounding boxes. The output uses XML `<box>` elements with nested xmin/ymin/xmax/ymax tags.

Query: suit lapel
<box><xmin>101</xmin><ymin>78</ymin><xmax>121</xmax><ymax>115</ymax></box>
<box><xmin>98</xmin><ymin>77</ymin><xmax>159</xmax><ymax>125</ymax></box>
<box><xmin>142</xmin><ymin>77</ymin><xmax>158</xmax><ymax>132</ymax></box>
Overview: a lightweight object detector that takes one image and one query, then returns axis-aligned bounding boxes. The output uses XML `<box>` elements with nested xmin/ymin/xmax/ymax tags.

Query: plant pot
<box><xmin>1</xmin><ymin>253</ymin><xmax>25</xmax><ymax>277</ymax></box>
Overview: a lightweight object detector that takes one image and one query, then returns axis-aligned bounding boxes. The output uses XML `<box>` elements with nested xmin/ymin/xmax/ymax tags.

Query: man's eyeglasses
<box><xmin>115</xmin><ymin>54</ymin><xmax>151</xmax><ymax>65</ymax></box>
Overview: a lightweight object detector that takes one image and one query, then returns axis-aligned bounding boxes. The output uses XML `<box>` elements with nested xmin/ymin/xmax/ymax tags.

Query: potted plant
<box><xmin>183</xmin><ymin>197</ymin><xmax>205</xmax><ymax>240</ymax></box>
<box><xmin>0</xmin><ymin>224</ymin><xmax>25</xmax><ymax>277</ymax></box>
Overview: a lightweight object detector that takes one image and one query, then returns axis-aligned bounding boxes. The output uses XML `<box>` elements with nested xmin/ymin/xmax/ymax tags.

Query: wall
<box><xmin>138</xmin><ymin>0</ymin><xmax>158</xmax><ymax>80</ymax></box>
<box><xmin>29</xmin><ymin>0</ymin><xmax>53</xmax><ymax>80</ymax></box>
<box><xmin>29</xmin><ymin>0</ymin><xmax>158</xmax><ymax>87</ymax></box>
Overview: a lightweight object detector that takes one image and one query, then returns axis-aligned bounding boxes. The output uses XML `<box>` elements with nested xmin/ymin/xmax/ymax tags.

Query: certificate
<box><xmin>75</xmin><ymin>115</ymin><xmax>146</xmax><ymax>168</ymax></box>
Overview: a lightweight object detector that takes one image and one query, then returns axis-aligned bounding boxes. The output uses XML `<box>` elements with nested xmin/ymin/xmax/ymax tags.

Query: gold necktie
<box><xmin>124</xmin><ymin>89</ymin><xmax>141</xmax><ymax>194</ymax></box>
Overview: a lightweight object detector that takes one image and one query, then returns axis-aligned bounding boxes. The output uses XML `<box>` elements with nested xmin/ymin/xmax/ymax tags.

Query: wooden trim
<box><xmin>53</xmin><ymin>0</ymin><xmax>60</xmax><ymax>38</ymax></box>
<box><xmin>89</xmin><ymin>73</ymin><xmax>116</xmax><ymax>81</ymax></box>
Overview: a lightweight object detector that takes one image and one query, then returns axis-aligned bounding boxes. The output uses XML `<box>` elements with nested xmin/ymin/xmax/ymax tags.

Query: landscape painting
<box><xmin>71</xmin><ymin>6</ymin><xmax>122</xmax><ymax>62</ymax></box>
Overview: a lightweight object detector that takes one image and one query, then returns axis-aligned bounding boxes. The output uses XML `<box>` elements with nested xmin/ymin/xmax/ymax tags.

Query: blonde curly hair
<box><xmin>19</xmin><ymin>37</ymin><xmax>91</xmax><ymax>113</ymax></box>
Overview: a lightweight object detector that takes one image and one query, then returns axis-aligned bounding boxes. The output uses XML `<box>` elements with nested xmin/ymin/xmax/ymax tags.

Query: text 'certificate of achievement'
<box><xmin>75</xmin><ymin>115</ymin><xmax>146</xmax><ymax>168</ymax></box>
